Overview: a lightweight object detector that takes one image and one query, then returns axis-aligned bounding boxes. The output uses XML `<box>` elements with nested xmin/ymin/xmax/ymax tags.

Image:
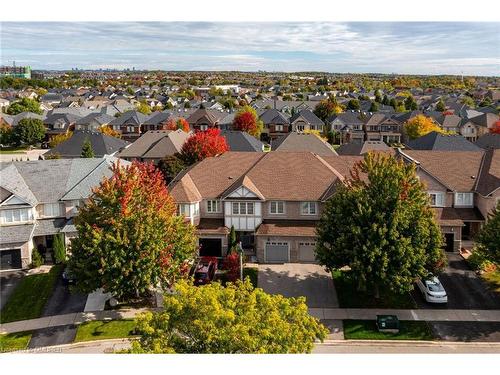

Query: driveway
<box><xmin>0</xmin><ymin>270</ymin><xmax>25</xmax><ymax>311</ymax></box>
<box><xmin>28</xmin><ymin>277</ymin><xmax>87</xmax><ymax>348</ymax></box>
<box><xmin>412</xmin><ymin>253</ymin><xmax>500</xmax><ymax>310</ymax></box>
<box><xmin>258</xmin><ymin>263</ymin><xmax>338</xmax><ymax>308</ymax></box>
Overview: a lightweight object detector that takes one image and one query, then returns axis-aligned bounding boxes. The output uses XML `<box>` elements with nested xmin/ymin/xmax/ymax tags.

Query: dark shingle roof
<box><xmin>475</xmin><ymin>133</ymin><xmax>500</xmax><ymax>150</ymax></box>
<box><xmin>271</xmin><ymin>133</ymin><xmax>337</xmax><ymax>156</ymax></box>
<box><xmin>220</xmin><ymin>131</ymin><xmax>264</xmax><ymax>152</ymax></box>
<box><xmin>336</xmin><ymin>141</ymin><xmax>392</xmax><ymax>155</ymax></box>
<box><xmin>290</xmin><ymin>109</ymin><xmax>324</xmax><ymax>126</ymax></box>
<box><xmin>406</xmin><ymin>132</ymin><xmax>481</xmax><ymax>152</ymax></box>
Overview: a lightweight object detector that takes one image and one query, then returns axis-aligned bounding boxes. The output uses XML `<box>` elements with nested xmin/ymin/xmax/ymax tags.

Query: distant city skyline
<box><xmin>1</xmin><ymin>22</ymin><xmax>499</xmax><ymax>76</ymax></box>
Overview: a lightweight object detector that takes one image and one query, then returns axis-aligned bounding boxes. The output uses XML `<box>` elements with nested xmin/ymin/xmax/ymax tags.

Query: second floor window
<box><xmin>0</xmin><ymin>208</ymin><xmax>32</xmax><ymax>224</ymax></box>
<box><xmin>43</xmin><ymin>203</ymin><xmax>63</xmax><ymax>217</ymax></box>
<box><xmin>178</xmin><ymin>204</ymin><xmax>190</xmax><ymax>217</ymax></box>
<box><xmin>301</xmin><ymin>201</ymin><xmax>317</xmax><ymax>215</ymax></box>
<box><xmin>429</xmin><ymin>192</ymin><xmax>445</xmax><ymax>207</ymax></box>
<box><xmin>455</xmin><ymin>192</ymin><xmax>473</xmax><ymax>207</ymax></box>
<box><xmin>275</xmin><ymin>125</ymin><xmax>283</xmax><ymax>131</ymax></box>
<box><xmin>269</xmin><ymin>201</ymin><xmax>285</xmax><ymax>214</ymax></box>
<box><xmin>206</xmin><ymin>200</ymin><xmax>221</xmax><ymax>213</ymax></box>
<box><xmin>232</xmin><ymin>202</ymin><xmax>254</xmax><ymax>215</ymax></box>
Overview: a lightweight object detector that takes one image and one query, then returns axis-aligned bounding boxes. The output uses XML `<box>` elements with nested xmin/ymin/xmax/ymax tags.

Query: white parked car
<box><xmin>417</xmin><ymin>276</ymin><xmax>448</xmax><ymax>304</ymax></box>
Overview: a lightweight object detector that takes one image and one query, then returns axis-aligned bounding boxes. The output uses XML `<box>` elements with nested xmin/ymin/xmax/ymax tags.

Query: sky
<box><xmin>1</xmin><ymin>22</ymin><xmax>499</xmax><ymax>75</ymax></box>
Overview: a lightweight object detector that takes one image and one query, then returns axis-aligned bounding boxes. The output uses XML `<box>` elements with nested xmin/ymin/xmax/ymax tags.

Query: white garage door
<box><xmin>265</xmin><ymin>242</ymin><xmax>289</xmax><ymax>263</ymax></box>
<box><xmin>298</xmin><ymin>242</ymin><xmax>317</xmax><ymax>263</ymax></box>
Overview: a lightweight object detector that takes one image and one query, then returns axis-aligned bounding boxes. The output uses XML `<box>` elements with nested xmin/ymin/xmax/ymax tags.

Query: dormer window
<box><xmin>455</xmin><ymin>192</ymin><xmax>473</xmax><ymax>207</ymax></box>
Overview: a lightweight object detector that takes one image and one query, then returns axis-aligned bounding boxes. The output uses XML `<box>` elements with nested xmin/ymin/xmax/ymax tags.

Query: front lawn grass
<box><xmin>0</xmin><ymin>146</ymin><xmax>28</xmax><ymax>154</ymax></box>
<box><xmin>0</xmin><ymin>265</ymin><xmax>63</xmax><ymax>323</ymax></box>
<box><xmin>0</xmin><ymin>331</ymin><xmax>32</xmax><ymax>352</ymax></box>
<box><xmin>243</xmin><ymin>267</ymin><xmax>258</xmax><ymax>287</ymax></box>
<box><xmin>74</xmin><ymin>320</ymin><xmax>138</xmax><ymax>343</ymax></box>
<box><xmin>343</xmin><ymin>320</ymin><xmax>434</xmax><ymax>340</ymax></box>
<box><xmin>332</xmin><ymin>270</ymin><xmax>417</xmax><ymax>309</ymax></box>
<box><xmin>482</xmin><ymin>270</ymin><xmax>500</xmax><ymax>293</ymax></box>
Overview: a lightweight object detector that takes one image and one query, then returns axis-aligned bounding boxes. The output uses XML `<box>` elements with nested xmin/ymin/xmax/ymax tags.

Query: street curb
<box><xmin>320</xmin><ymin>339</ymin><xmax>500</xmax><ymax>346</ymax></box>
<box><xmin>6</xmin><ymin>338</ymin><xmax>134</xmax><ymax>354</ymax></box>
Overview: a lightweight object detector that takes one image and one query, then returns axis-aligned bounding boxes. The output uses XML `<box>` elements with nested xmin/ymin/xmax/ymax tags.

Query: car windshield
<box><xmin>426</xmin><ymin>279</ymin><xmax>444</xmax><ymax>292</ymax></box>
<box><xmin>194</xmin><ymin>272</ymin><xmax>208</xmax><ymax>279</ymax></box>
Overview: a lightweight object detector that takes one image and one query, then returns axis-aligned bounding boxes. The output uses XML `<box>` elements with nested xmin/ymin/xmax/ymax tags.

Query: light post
<box><xmin>236</xmin><ymin>241</ymin><xmax>243</xmax><ymax>282</ymax></box>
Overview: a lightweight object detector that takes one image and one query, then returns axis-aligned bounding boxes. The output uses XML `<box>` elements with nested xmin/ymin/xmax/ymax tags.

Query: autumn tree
<box><xmin>165</xmin><ymin>117</ymin><xmax>190</xmax><ymax>132</ymax></box>
<box><xmin>313</xmin><ymin>98</ymin><xmax>343</xmax><ymax>122</ymax></box>
<box><xmin>436</xmin><ymin>99</ymin><xmax>446</xmax><ymax>112</ymax></box>
<box><xmin>6</xmin><ymin>98</ymin><xmax>42</xmax><ymax>115</ymax></box>
<box><xmin>99</xmin><ymin>125</ymin><xmax>122</xmax><ymax>138</ymax></box>
<box><xmin>475</xmin><ymin>202</ymin><xmax>500</xmax><ymax>265</ymax></box>
<box><xmin>137</xmin><ymin>101</ymin><xmax>152</xmax><ymax>115</ymax></box>
<box><xmin>13</xmin><ymin>118</ymin><xmax>46</xmax><ymax>145</ymax></box>
<box><xmin>232</xmin><ymin>106</ymin><xmax>264</xmax><ymax>138</ymax></box>
<box><xmin>49</xmin><ymin>132</ymin><xmax>73</xmax><ymax>148</ymax></box>
<box><xmin>490</xmin><ymin>121</ymin><xmax>500</xmax><ymax>134</ymax></box>
<box><xmin>130</xmin><ymin>279</ymin><xmax>328</xmax><ymax>353</ymax></box>
<box><xmin>180</xmin><ymin>128</ymin><xmax>229</xmax><ymax>165</ymax></box>
<box><xmin>68</xmin><ymin>162</ymin><xmax>197</xmax><ymax>300</ymax></box>
<box><xmin>0</xmin><ymin>124</ymin><xmax>13</xmax><ymax>146</ymax></box>
<box><xmin>404</xmin><ymin>115</ymin><xmax>448</xmax><ymax>140</ymax></box>
<box><xmin>316</xmin><ymin>152</ymin><xmax>446</xmax><ymax>298</ymax></box>
<box><xmin>346</xmin><ymin>99</ymin><xmax>360</xmax><ymax>111</ymax></box>
<box><xmin>80</xmin><ymin>138</ymin><xmax>95</xmax><ymax>158</ymax></box>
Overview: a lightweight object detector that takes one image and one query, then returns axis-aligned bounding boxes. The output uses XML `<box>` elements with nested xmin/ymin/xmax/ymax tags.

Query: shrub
<box><xmin>31</xmin><ymin>248</ymin><xmax>43</xmax><ymax>268</ymax></box>
<box><xmin>468</xmin><ymin>247</ymin><xmax>497</xmax><ymax>272</ymax></box>
<box><xmin>53</xmin><ymin>233</ymin><xmax>66</xmax><ymax>264</ymax></box>
<box><xmin>223</xmin><ymin>252</ymin><xmax>241</xmax><ymax>282</ymax></box>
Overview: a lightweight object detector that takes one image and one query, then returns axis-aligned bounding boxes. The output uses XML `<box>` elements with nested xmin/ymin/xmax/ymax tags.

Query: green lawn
<box><xmin>243</xmin><ymin>267</ymin><xmax>258</xmax><ymax>287</ymax></box>
<box><xmin>482</xmin><ymin>270</ymin><xmax>500</xmax><ymax>293</ymax></box>
<box><xmin>343</xmin><ymin>320</ymin><xmax>434</xmax><ymax>340</ymax></box>
<box><xmin>0</xmin><ymin>265</ymin><xmax>63</xmax><ymax>323</ymax></box>
<box><xmin>0</xmin><ymin>146</ymin><xmax>28</xmax><ymax>154</ymax></box>
<box><xmin>74</xmin><ymin>320</ymin><xmax>138</xmax><ymax>343</ymax></box>
<box><xmin>0</xmin><ymin>332</ymin><xmax>32</xmax><ymax>352</ymax></box>
<box><xmin>332</xmin><ymin>270</ymin><xmax>417</xmax><ymax>309</ymax></box>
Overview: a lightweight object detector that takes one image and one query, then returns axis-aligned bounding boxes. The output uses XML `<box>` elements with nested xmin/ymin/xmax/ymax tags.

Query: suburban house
<box><xmin>328</xmin><ymin>111</ymin><xmax>365</xmax><ymax>144</ymax></box>
<box><xmin>398</xmin><ymin>149</ymin><xmax>499</xmax><ymax>252</ymax></box>
<box><xmin>259</xmin><ymin>108</ymin><xmax>290</xmax><ymax>140</ymax></box>
<box><xmin>109</xmin><ymin>110</ymin><xmax>149</xmax><ymax>142</ymax></box>
<box><xmin>405</xmin><ymin>132</ymin><xmax>482</xmax><ymax>151</ymax></box>
<box><xmin>44</xmin><ymin>130</ymin><xmax>129</xmax><ymax>159</ymax></box>
<box><xmin>364</xmin><ymin>113</ymin><xmax>402</xmax><ymax>144</ymax></box>
<box><xmin>289</xmin><ymin>109</ymin><xmax>325</xmax><ymax>132</ymax></box>
<box><xmin>186</xmin><ymin>108</ymin><xmax>221</xmax><ymax>130</ymax></box>
<box><xmin>459</xmin><ymin>113</ymin><xmax>499</xmax><ymax>142</ymax></box>
<box><xmin>336</xmin><ymin>140</ymin><xmax>392</xmax><ymax>155</ymax></box>
<box><xmin>43</xmin><ymin>113</ymin><xmax>81</xmax><ymax>140</ymax></box>
<box><xmin>74</xmin><ymin>112</ymin><xmax>115</xmax><ymax>131</ymax></box>
<box><xmin>271</xmin><ymin>133</ymin><xmax>338</xmax><ymax>156</ymax></box>
<box><xmin>220</xmin><ymin>130</ymin><xmax>265</xmax><ymax>152</ymax></box>
<box><xmin>168</xmin><ymin>151</ymin><xmax>360</xmax><ymax>263</ymax></box>
<box><xmin>142</xmin><ymin>111</ymin><xmax>174</xmax><ymax>132</ymax></box>
<box><xmin>117</xmin><ymin>129</ymin><xmax>190</xmax><ymax>164</ymax></box>
<box><xmin>0</xmin><ymin>157</ymin><xmax>127</xmax><ymax>270</ymax></box>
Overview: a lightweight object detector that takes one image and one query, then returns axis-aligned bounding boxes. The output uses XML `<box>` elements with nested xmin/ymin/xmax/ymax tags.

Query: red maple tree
<box><xmin>165</xmin><ymin>117</ymin><xmax>190</xmax><ymax>132</ymax></box>
<box><xmin>180</xmin><ymin>128</ymin><xmax>229</xmax><ymax>165</ymax></box>
<box><xmin>491</xmin><ymin>120</ymin><xmax>500</xmax><ymax>134</ymax></box>
<box><xmin>232</xmin><ymin>106</ymin><xmax>263</xmax><ymax>137</ymax></box>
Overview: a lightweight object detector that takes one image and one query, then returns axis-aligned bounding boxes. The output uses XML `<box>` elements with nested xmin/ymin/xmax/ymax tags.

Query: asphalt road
<box><xmin>28</xmin><ymin>277</ymin><xmax>87</xmax><ymax>348</ymax></box>
<box><xmin>412</xmin><ymin>253</ymin><xmax>500</xmax><ymax>310</ymax></box>
<box><xmin>430</xmin><ymin>322</ymin><xmax>500</xmax><ymax>342</ymax></box>
<box><xmin>0</xmin><ymin>270</ymin><xmax>25</xmax><ymax>311</ymax></box>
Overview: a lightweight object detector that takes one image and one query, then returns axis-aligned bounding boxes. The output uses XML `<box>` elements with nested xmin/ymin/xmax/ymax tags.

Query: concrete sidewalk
<box><xmin>0</xmin><ymin>308</ymin><xmax>157</xmax><ymax>335</ymax></box>
<box><xmin>2</xmin><ymin>307</ymin><xmax>500</xmax><ymax>335</ymax></box>
<box><xmin>309</xmin><ymin>308</ymin><xmax>500</xmax><ymax>322</ymax></box>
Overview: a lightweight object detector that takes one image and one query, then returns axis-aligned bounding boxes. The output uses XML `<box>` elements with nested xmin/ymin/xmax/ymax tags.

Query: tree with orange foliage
<box><xmin>404</xmin><ymin>115</ymin><xmax>448</xmax><ymax>140</ymax></box>
<box><xmin>180</xmin><ymin>128</ymin><xmax>229</xmax><ymax>165</ymax></box>
<box><xmin>99</xmin><ymin>125</ymin><xmax>122</xmax><ymax>138</ymax></box>
<box><xmin>491</xmin><ymin>120</ymin><xmax>500</xmax><ymax>134</ymax></box>
<box><xmin>68</xmin><ymin>161</ymin><xmax>197</xmax><ymax>300</ymax></box>
<box><xmin>232</xmin><ymin>106</ymin><xmax>263</xmax><ymax>138</ymax></box>
<box><xmin>165</xmin><ymin>117</ymin><xmax>190</xmax><ymax>132</ymax></box>
<box><xmin>49</xmin><ymin>132</ymin><xmax>73</xmax><ymax>148</ymax></box>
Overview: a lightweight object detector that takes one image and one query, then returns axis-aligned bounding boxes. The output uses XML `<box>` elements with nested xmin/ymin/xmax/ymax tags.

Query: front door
<box><xmin>444</xmin><ymin>233</ymin><xmax>455</xmax><ymax>252</ymax></box>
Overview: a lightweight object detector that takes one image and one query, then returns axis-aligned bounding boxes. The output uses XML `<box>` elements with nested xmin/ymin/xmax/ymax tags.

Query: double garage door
<box><xmin>298</xmin><ymin>242</ymin><xmax>317</xmax><ymax>263</ymax></box>
<box><xmin>1</xmin><ymin>249</ymin><xmax>22</xmax><ymax>270</ymax></box>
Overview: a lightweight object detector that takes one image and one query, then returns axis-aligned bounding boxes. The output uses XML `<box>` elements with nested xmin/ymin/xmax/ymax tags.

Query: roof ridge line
<box><xmin>61</xmin><ymin>158</ymin><xmax>109</xmax><ymax>201</ymax></box>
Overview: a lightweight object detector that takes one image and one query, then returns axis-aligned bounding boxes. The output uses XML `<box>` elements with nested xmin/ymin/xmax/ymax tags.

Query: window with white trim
<box><xmin>42</xmin><ymin>203</ymin><xmax>63</xmax><ymax>217</ymax></box>
<box><xmin>193</xmin><ymin>202</ymin><xmax>200</xmax><ymax>216</ymax></box>
<box><xmin>455</xmin><ymin>192</ymin><xmax>473</xmax><ymax>207</ymax></box>
<box><xmin>0</xmin><ymin>208</ymin><xmax>32</xmax><ymax>224</ymax></box>
<box><xmin>301</xmin><ymin>202</ymin><xmax>317</xmax><ymax>215</ymax></box>
<box><xmin>231</xmin><ymin>202</ymin><xmax>254</xmax><ymax>215</ymax></box>
<box><xmin>269</xmin><ymin>201</ymin><xmax>285</xmax><ymax>214</ymax></box>
<box><xmin>429</xmin><ymin>192</ymin><xmax>445</xmax><ymax>207</ymax></box>
<box><xmin>178</xmin><ymin>204</ymin><xmax>190</xmax><ymax>217</ymax></box>
<box><xmin>275</xmin><ymin>125</ymin><xmax>283</xmax><ymax>131</ymax></box>
<box><xmin>206</xmin><ymin>200</ymin><xmax>221</xmax><ymax>213</ymax></box>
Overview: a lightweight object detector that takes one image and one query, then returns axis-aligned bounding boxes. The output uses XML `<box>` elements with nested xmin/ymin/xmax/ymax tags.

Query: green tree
<box><xmin>228</xmin><ymin>225</ymin><xmax>237</xmax><ymax>254</ymax></box>
<box><xmin>157</xmin><ymin>154</ymin><xmax>186</xmax><ymax>184</ymax></box>
<box><xmin>137</xmin><ymin>101</ymin><xmax>152</xmax><ymax>115</ymax></box>
<box><xmin>31</xmin><ymin>248</ymin><xmax>44</xmax><ymax>268</ymax></box>
<box><xmin>13</xmin><ymin>118</ymin><xmax>46</xmax><ymax>146</ymax></box>
<box><xmin>375</xmin><ymin>90</ymin><xmax>383</xmax><ymax>103</ymax></box>
<box><xmin>369</xmin><ymin>101</ymin><xmax>379</xmax><ymax>113</ymax></box>
<box><xmin>461</xmin><ymin>96</ymin><xmax>475</xmax><ymax>108</ymax></box>
<box><xmin>313</xmin><ymin>98</ymin><xmax>343</xmax><ymax>122</ymax></box>
<box><xmin>475</xmin><ymin>202</ymin><xmax>500</xmax><ymax>265</ymax></box>
<box><xmin>382</xmin><ymin>95</ymin><xmax>390</xmax><ymax>105</ymax></box>
<box><xmin>0</xmin><ymin>124</ymin><xmax>13</xmax><ymax>146</ymax></box>
<box><xmin>68</xmin><ymin>162</ymin><xmax>197</xmax><ymax>300</ymax></box>
<box><xmin>6</xmin><ymin>98</ymin><xmax>42</xmax><ymax>115</ymax></box>
<box><xmin>80</xmin><ymin>138</ymin><xmax>95</xmax><ymax>158</ymax></box>
<box><xmin>130</xmin><ymin>279</ymin><xmax>328</xmax><ymax>353</ymax></box>
<box><xmin>53</xmin><ymin>233</ymin><xmax>66</xmax><ymax>264</ymax></box>
<box><xmin>436</xmin><ymin>99</ymin><xmax>446</xmax><ymax>112</ymax></box>
<box><xmin>346</xmin><ymin>99</ymin><xmax>360</xmax><ymax>111</ymax></box>
<box><xmin>316</xmin><ymin>152</ymin><xmax>446</xmax><ymax>298</ymax></box>
<box><xmin>404</xmin><ymin>95</ymin><xmax>418</xmax><ymax>111</ymax></box>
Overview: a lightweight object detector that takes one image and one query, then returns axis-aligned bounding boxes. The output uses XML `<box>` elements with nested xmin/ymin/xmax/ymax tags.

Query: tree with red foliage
<box><xmin>232</xmin><ymin>105</ymin><xmax>263</xmax><ymax>138</ymax></box>
<box><xmin>180</xmin><ymin>128</ymin><xmax>229</xmax><ymax>165</ymax></box>
<box><xmin>491</xmin><ymin>120</ymin><xmax>500</xmax><ymax>134</ymax></box>
<box><xmin>223</xmin><ymin>252</ymin><xmax>241</xmax><ymax>283</ymax></box>
<box><xmin>165</xmin><ymin>117</ymin><xmax>190</xmax><ymax>132</ymax></box>
<box><xmin>68</xmin><ymin>161</ymin><xmax>197</xmax><ymax>300</ymax></box>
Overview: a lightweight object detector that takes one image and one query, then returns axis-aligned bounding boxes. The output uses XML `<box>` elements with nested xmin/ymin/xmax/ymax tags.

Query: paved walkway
<box><xmin>2</xmin><ymin>307</ymin><xmax>500</xmax><ymax>335</ymax></box>
<box><xmin>309</xmin><ymin>308</ymin><xmax>500</xmax><ymax>322</ymax></box>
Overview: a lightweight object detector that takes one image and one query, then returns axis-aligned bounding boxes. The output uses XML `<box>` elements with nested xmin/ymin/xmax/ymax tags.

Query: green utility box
<box><xmin>376</xmin><ymin>315</ymin><xmax>400</xmax><ymax>333</ymax></box>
